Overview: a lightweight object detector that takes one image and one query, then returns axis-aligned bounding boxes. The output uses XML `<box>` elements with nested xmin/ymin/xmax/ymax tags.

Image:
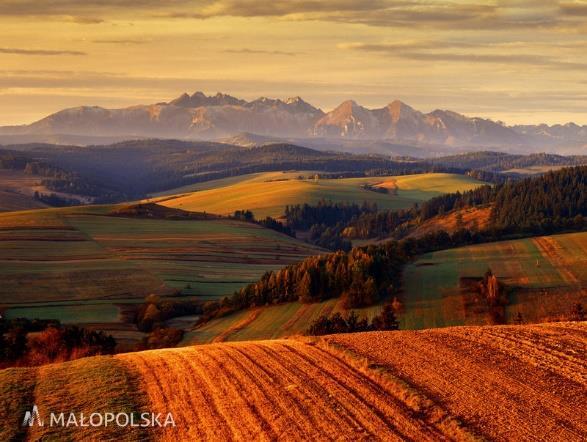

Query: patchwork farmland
<box><xmin>1</xmin><ymin>323</ymin><xmax>584</xmax><ymax>441</ymax></box>
<box><xmin>159</xmin><ymin>171</ymin><xmax>486</xmax><ymax>218</ymax></box>
<box><xmin>401</xmin><ymin>231</ymin><xmax>587</xmax><ymax>329</ymax></box>
<box><xmin>0</xmin><ymin>205</ymin><xmax>322</xmax><ymax>345</ymax></box>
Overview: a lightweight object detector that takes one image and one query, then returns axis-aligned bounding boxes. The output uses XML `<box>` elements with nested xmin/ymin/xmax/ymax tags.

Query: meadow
<box><xmin>181</xmin><ymin>298</ymin><xmax>384</xmax><ymax>345</ymax></box>
<box><xmin>0</xmin><ymin>204</ymin><xmax>321</xmax><ymax>343</ymax></box>
<box><xmin>1</xmin><ymin>323</ymin><xmax>584</xmax><ymax>441</ymax></box>
<box><xmin>158</xmin><ymin>171</ymin><xmax>486</xmax><ymax>218</ymax></box>
<box><xmin>0</xmin><ymin>170</ymin><xmax>486</xmax><ymax>344</ymax></box>
<box><xmin>401</xmin><ymin>231</ymin><xmax>587</xmax><ymax>329</ymax></box>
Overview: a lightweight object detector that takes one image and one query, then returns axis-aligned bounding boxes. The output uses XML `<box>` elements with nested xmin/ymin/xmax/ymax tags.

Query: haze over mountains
<box><xmin>1</xmin><ymin>91</ymin><xmax>585</xmax><ymax>155</ymax></box>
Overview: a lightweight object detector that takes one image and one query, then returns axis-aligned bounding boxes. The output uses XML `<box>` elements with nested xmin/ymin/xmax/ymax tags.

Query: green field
<box><xmin>0</xmin><ymin>204</ymin><xmax>322</xmax><ymax>340</ymax></box>
<box><xmin>182</xmin><ymin>297</ymin><xmax>385</xmax><ymax>345</ymax></box>
<box><xmin>159</xmin><ymin>171</ymin><xmax>486</xmax><ymax>218</ymax></box>
<box><xmin>401</xmin><ymin>232</ymin><xmax>587</xmax><ymax>329</ymax></box>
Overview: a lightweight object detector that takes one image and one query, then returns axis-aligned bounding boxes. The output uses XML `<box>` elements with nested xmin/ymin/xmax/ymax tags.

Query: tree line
<box><xmin>288</xmin><ymin>165</ymin><xmax>587</xmax><ymax>248</ymax></box>
<box><xmin>306</xmin><ymin>303</ymin><xmax>399</xmax><ymax>336</ymax></box>
<box><xmin>199</xmin><ymin>226</ymin><xmax>498</xmax><ymax>324</ymax></box>
<box><xmin>199</xmin><ymin>166</ymin><xmax>587</xmax><ymax>326</ymax></box>
<box><xmin>0</xmin><ymin>318</ymin><xmax>115</xmax><ymax>368</ymax></box>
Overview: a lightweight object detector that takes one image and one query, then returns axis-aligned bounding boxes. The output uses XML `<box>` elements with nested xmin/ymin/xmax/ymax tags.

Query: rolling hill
<box><xmin>0</xmin><ymin>169</ymin><xmax>48</xmax><ymax>212</ymax></box>
<box><xmin>158</xmin><ymin>171</ymin><xmax>486</xmax><ymax>218</ymax></box>
<box><xmin>1</xmin><ymin>323</ymin><xmax>584</xmax><ymax>441</ymax></box>
<box><xmin>401</xmin><ymin>231</ymin><xmax>587</xmax><ymax>329</ymax></box>
<box><xmin>180</xmin><ymin>230</ymin><xmax>587</xmax><ymax>344</ymax></box>
<box><xmin>0</xmin><ymin>204</ymin><xmax>322</xmax><ymax>347</ymax></box>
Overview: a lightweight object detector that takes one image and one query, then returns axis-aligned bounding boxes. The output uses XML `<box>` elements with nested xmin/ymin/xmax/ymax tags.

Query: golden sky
<box><xmin>1</xmin><ymin>0</ymin><xmax>586</xmax><ymax>125</ymax></box>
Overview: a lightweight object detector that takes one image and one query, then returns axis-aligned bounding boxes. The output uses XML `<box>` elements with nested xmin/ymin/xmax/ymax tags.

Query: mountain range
<box><xmin>1</xmin><ymin>91</ymin><xmax>586</xmax><ymax>155</ymax></box>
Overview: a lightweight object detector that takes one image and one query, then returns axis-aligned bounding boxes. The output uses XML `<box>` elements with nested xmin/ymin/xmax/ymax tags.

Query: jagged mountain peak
<box><xmin>3</xmin><ymin>93</ymin><xmax>584</xmax><ymax>151</ymax></box>
<box><xmin>285</xmin><ymin>96</ymin><xmax>304</xmax><ymax>104</ymax></box>
<box><xmin>169</xmin><ymin>91</ymin><xmax>245</xmax><ymax>107</ymax></box>
<box><xmin>386</xmin><ymin>100</ymin><xmax>419</xmax><ymax>122</ymax></box>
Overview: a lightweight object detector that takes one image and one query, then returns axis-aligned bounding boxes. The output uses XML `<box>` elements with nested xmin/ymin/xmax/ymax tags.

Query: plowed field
<box><xmin>2</xmin><ymin>322</ymin><xmax>584</xmax><ymax>441</ymax></box>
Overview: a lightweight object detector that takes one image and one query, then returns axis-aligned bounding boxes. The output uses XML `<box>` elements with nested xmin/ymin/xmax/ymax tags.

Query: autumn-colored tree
<box><xmin>371</xmin><ymin>304</ymin><xmax>399</xmax><ymax>331</ymax></box>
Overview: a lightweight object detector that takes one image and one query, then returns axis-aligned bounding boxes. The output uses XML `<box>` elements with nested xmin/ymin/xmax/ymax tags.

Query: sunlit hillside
<box><xmin>159</xmin><ymin>171</ymin><xmax>486</xmax><ymax>218</ymax></box>
<box><xmin>1</xmin><ymin>323</ymin><xmax>584</xmax><ymax>441</ymax></box>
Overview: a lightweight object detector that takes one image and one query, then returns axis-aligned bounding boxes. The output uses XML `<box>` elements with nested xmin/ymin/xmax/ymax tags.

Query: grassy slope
<box><xmin>182</xmin><ymin>297</ymin><xmax>384</xmax><ymax>345</ymax></box>
<box><xmin>401</xmin><ymin>231</ymin><xmax>587</xmax><ymax>329</ymax></box>
<box><xmin>184</xmin><ymin>230</ymin><xmax>587</xmax><ymax>343</ymax></box>
<box><xmin>1</xmin><ymin>322</ymin><xmax>584</xmax><ymax>441</ymax></box>
<box><xmin>0</xmin><ymin>169</ymin><xmax>46</xmax><ymax>212</ymax></box>
<box><xmin>159</xmin><ymin>172</ymin><xmax>486</xmax><ymax>218</ymax></box>
<box><xmin>0</xmin><ymin>356</ymin><xmax>148</xmax><ymax>441</ymax></box>
<box><xmin>0</xmin><ymin>205</ymin><xmax>321</xmax><ymax>339</ymax></box>
<box><xmin>405</xmin><ymin>206</ymin><xmax>492</xmax><ymax>239</ymax></box>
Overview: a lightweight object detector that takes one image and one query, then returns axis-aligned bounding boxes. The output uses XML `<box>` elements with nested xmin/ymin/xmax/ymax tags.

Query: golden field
<box><xmin>1</xmin><ymin>322</ymin><xmax>585</xmax><ymax>441</ymax></box>
<box><xmin>158</xmin><ymin>171</ymin><xmax>486</xmax><ymax>218</ymax></box>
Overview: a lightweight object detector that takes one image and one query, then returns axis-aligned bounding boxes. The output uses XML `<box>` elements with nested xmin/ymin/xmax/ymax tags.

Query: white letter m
<box><xmin>22</xmin><ymin>405</ymin><xmax>43</xmax><ymax>427</ymax></box>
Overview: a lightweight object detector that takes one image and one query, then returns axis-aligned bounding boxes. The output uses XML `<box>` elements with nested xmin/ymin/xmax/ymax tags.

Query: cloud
<box><xmin>0</xmin><ymin>47</ymin><xmax>86</xmax><ymax>56</ymax></box>
<box><xmin>223</xmin><ymin>48</ymin><xmax>300</xmax><ymax>56</ymax></box>
<box><xmin>92</xmin><ymin>39</ymin><xmax>147</xmax><ymax>45</ymax></box>
<box><xmin>560</xmin><ymin>2</ymin><xmax>587</xmax><ymax>16</ymax></box>
<box><xmin>0</xmin><ymin>1</ymin><xmax>578</xmax><ymax>32</ymax></box>
<box><xmin>337</xmin><ymin>41</ymin><xmax>477</xmax><ymax>52</ymax></box>
<box><xmin>163</xmin><ymin>0</ymin><xmax>570</xmax><ymax>31</ymax></box>
<box><xmin>397</xmin><ymin>52</ymin><xmax>587</xmax><ymax>70</ymax></box>
<box><xmin>0</xmin><ymin>0</ymin><xmax>182</xmax><ymax>16</ymax></box>
<box><xmin>69</xmin><ymin>16</ymin><xmax>104</xmax><ymax>24</ymax></box>
<box><xmin>339</xmin><ymin>41</ymin><xmax>587</xmax><ymax>71</ymax></box>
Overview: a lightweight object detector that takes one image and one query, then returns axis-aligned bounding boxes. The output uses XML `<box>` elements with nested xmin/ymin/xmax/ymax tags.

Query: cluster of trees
<box><xmin>285</xmin><ymin>165</ymin><xmax>587</xmax><ymax>249</ymax></box>
<box><xmin>570</xmin><ymin>303</ymin><xmax>585</xmax><ymax>321</ymax></box>
<box><xmin>0</xmin><ymin>318</ymin><xmax>115</xmax><ymax>368</ymax></box>
<box><xmin>307</xmin><ymin>303</ymin><xmax>400</xmax><ymax>336</ymax></box>
<box><xmin>462</xmin><ymin>269</ymin><xmax>509</xmax><ymax>324</ymax></box>
<box><xmin>284</xmin><ymin>201</ymin><xmax>378</xmax><ymax>250</ymax></box>
<box><xmin>133</xmin><ymin>295</ymin><xmax>201</xmax><ymax>349</ymax></box>
<box><xmin>309</xmin><ymin>224</ymin><xmax>352</xmax><ymax>251</ymax></box>
<box><xmin>136</xmin><ymin>327</ymin><xmax>184</xmax><ymax>350</ymax></box>
<box><xmin>201</xmin><ymin>240</ymin><xmax>418</xmax><ymax>323</ymax></box>
<box><xmin>232</xmin><ymin>210</ymin><xmax>295</xmax><ymax>237</ymax></box>
<box><xmin>135</xmin><ymin>295</ymin><xmax>202</xmax><ymax>332</ymax></box>
<box><xmin>430</xmin><ymin>151</ymin><xmax>586</xmax><ymax>173</ymax></box>
<box><xmin>33</xmin><ymin>191</ymin><xmax>81</xmax><ymax>207</ymax></box>
<box><xmin>285</xmin><ymin>200</ymin><xmax>377</xmax><ymax>230</ymax></box>
<box><xmin>492</xmin><ymin>166</ymin><xmax>587</xmax><ymax>231</ymax></box>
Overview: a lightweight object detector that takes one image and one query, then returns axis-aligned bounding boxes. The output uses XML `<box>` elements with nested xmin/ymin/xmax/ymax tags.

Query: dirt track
<box><xmin>118</xmin><ymin>322</ymin><xmax>586</xmax><ymax>441</ymax></box>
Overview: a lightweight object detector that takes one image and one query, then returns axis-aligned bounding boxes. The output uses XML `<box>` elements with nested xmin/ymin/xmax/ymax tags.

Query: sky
<box><xmin>0</xmin><ymin>0</ymin><xmax>586</xmax><ymax>126</ymax></box>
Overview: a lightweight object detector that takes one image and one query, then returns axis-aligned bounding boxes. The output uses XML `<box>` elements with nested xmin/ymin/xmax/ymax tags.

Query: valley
<box><xmin>0</xmin><ymin>204</ymin><xmax>321</xmax><ymax>347</ymax></box>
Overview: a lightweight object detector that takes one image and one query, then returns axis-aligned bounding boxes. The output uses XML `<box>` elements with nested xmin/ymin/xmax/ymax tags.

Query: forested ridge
<box><xmin>200</xmin><ymin>165</ymin><xmax>587</xmax><ymax>324</ymax></box>
<box><xmin>294</xmin><ymin>165</ymin><xmax>587</xmax><ymax>246</ymax></box>
<box><xmin>1</xmin><ymin>141</ymin><xmax>551</xmax><ymax>205</ymax></box>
